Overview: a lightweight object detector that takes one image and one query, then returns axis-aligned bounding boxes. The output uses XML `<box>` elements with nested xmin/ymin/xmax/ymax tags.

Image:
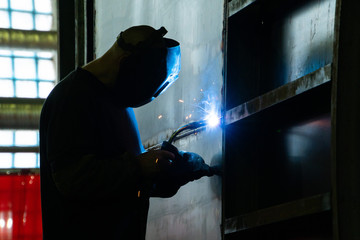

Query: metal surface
<box><xmin>94</xmin><ymin>0</ymin><xmax>224</xmax><ymax>239</ymax></box>
<box><xmin>225</xmin><ymin>64</ymin><xmax>331</xmax><ymax>125</ymax></box>
<box><xmin>228</xmin><ymin>0</ymin><xmax>256</xmax><ymax>17</ymax></box>
<box><xmin>0</xmin><ymin>28</ymin><xmax>57</xmax><ymax>50</ymax></box>
<box><xmin>226</xmin><ymin>0</ymin><xmax>336</xmax><ymax>110</ymax></box>
<box><xmin>224</xmin><ymin>2</ymin><xmax>335</xmax><ymax>237</ymax></box>
<box><xmin>225</xmin><ymin>192</ymin><xmax>331</xmax><ymax>234</ymax></box>
<box><xmin>224</xmin><ymin>109</ymin><xmax>332</xmax><ymax>216</ymax></box>
<box><xmin>147</xmin><ymin>129</ymin><xmax>222</xmax><ymax>240</ymax></box>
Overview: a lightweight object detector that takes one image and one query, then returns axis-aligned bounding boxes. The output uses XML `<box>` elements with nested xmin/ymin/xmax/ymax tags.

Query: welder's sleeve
<box><xmin>51</xmin><ymin>153</ymin><xmax>140</xmax><ymax>200</ymax></box>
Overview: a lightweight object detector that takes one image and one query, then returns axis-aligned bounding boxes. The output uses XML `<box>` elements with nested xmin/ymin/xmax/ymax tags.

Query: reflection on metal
<box><xmin>224</xmin><ymin>192</ymin><xmax>331</xmax><ymax>234</ymax></box>
<box><xmin>225</xmin><ymin>64</ymin><xmax>332</xmax><ymax>125</ymax></box>
<box><xmin>142</xmin><ymin>129</ymin><xmax>174</xmax><ymax>150</ymax></box>
<box><xmin>0</xmin><ymin>28</ymin><xmax>57</xmax><ymax>50</ymax></box>
<box><xmin>228</xmin><ymin>0</ymin><xmax>256</xmax><ymax>17</ymax></box>
<box><xmin>0</xmin><ymin>98</ymin><xmax>44</xmax><ymax>129</ymax></box>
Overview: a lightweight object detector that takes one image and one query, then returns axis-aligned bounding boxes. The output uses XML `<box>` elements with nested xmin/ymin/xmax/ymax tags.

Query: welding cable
<box><xmin>168</xmin><ymin>120</ymin><xmax>207</xmax><ymax>144</ymax></box>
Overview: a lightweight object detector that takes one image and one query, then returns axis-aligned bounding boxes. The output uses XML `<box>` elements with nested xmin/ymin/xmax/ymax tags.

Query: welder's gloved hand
<box><xmin>175</xmin><ymin>151</ymin><xmax>214</xmax><ymax>184</ymax></box>
<box><xmin>150</xmin><ymin>150</ymin><xmax>214</xmax><ymax>198</ymax></box>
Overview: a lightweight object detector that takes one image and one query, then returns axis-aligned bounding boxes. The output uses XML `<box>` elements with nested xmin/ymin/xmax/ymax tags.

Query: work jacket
<box><xmin>40</xmin><ymin>68</ymin><xmax>148</xmax><ymax>240</ymax></box>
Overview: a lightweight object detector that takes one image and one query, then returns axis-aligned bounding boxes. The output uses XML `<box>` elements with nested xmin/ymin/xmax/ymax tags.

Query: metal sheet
<box><xmin>147</xmin><ymin>129</ymin><xmax>222</xmax><ymax>240</ymax></box>
<box><xmin>224</xmin><ymin>113</ymin><xmax>332</xmax><ymax>218</ymax></box>
<box><xmin>94</xmin><ymin>1</ymin><xmax>224</xmax><ymax>239</ymax></box>
<box><xmin>225</xmin><ymin>193</ymin><xmax>331</xmax><ymax>234</ymax></box>
<box><xmin>226</xmin><ymin>0</ymin><xmax>336</xmax><ymax>109</ymax></box>
<box><xmin>228</xmin><ymin>0</ymin><xmax>256</xmax><ymax>17</ymax></box>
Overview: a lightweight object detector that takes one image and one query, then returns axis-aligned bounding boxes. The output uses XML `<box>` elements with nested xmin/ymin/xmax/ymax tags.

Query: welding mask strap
<box><xmin>117</xmin><ymin>27</ymin><xmax>168</xmax><ymax>52</ymax></box>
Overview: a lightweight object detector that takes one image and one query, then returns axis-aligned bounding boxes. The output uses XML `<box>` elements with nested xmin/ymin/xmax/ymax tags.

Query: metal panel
<box><xmin>225</xmin><ymin>64</ymin><xmax>331</xmax><ymax>125</ymax></box>
<box><xmin>228</xmin><ymin>0</ymin><xmax>256</xmax><ymax>17</ymax></box>
<box><xmin>223</xmin><ymin>0</ymin><xmax>336</xmax><ymax>238</ymax></box>
<box><xmin>226</xmin><ymin>0</ymin><xmax>336</xmax><ymax>109</ymax></box>
<box><xmin>146</xmin><ymin>130</ymin><xmax>222</xmax><ymax>240</ymax></box>
<box><xmin>225</xmin><ymin>193</ymin><xmax>331</xmax><ymax>234</ymax></box>
<box><xmin>94</xmin><ymin>0</ymin><xmax>224</xmax><ymax>239</ymax></box>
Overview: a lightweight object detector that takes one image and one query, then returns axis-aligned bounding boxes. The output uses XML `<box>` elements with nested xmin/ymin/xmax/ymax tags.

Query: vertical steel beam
<box><xmin>75</xmin><ymin>0</ymin><xmax>94</xmax><ymax>66</ymax></box>
<box><xmin>331</xmin><ymin>0</ymin><xmax>360</xmax><ymax>239</ymax></box>
<box><xmin>85</xmin><ymin>0</ymin><xmax>95</xmax><ymax>62</ymax></box>
<box><xmin>58</xmin><ymin>0</ymin><xmax>94</xmax><ymax>80</ymax></box>
<box><xmin>57</xmin><ymin>1</ymin><xmax>75</xmax><ymax>80</ymax></box>
<box><xmin>75</xmin><ymin>0</ymin><xmax>85</xmax><ymax>68</ymax></box>
<box><xmin>222</xmin><ymin>0</ymin><xmax>229</xmax><ymax>239</ymax></box>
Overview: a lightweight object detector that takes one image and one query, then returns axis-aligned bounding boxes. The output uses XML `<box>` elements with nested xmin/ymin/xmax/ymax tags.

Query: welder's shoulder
<box><xmin>47</xmin><ymin>68</ymin><xmax>96</xmax><ymax>104</ymax></box>
<box><xmin>41</xmin><ymin>70</ymin><xmax>97</xmax><ymax>125</ymax></box>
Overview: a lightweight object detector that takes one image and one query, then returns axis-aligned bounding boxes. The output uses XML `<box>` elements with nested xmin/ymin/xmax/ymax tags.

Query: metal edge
<box><xmin>225</xmin><ymin>64</ymin><xmax>332</xmax><ymax>126</ymax></box>
<box><xmin>224</xmin><ymin>192</ymin><xmax>331</xmax><ymax>234</ymax></box>
<box><xmin>228</xmin><ymin>0</ymin><xmax>257</xmax><ymax>17</ymax></box>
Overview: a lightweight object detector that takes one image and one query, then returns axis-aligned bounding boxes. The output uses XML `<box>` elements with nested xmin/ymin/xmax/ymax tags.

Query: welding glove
<box><xmin>175</xmin><ymin>151</ymin><xmax>214</xmax><ymax>183</ymax></box>
<box><xmin>149</xmin><ymin>141</ymin><xmax>215</xmax><ymax>198</ymax></box>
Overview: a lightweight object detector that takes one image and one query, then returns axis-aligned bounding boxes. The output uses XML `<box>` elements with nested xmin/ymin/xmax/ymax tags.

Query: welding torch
<box><xmin>140</xmin><ymin>118</ymin><xmax>222</xmax><ymax>198</ymax></box>
<box><xmin>160</xmin><ymin>119</ymin><xmax>222</xmax><ymax>176</ymax></box>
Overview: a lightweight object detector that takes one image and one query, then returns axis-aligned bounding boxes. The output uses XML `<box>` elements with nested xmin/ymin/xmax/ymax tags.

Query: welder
<box><xmin>39</xmin><ymin>25</ymin><xmax>214</xmax><ymax>240</ymax></box>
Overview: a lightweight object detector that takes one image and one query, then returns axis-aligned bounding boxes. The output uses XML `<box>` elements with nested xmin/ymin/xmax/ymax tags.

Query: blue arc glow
<box><xmin>205</xmin><ymin>111</ymin><xmax>221</xmax><ymax>128</ymax></box>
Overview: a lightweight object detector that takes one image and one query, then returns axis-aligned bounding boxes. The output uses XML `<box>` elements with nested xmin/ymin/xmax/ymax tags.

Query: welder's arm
<box><xmin>51</xmin><ymin>149</ymin><xmax>174</xmax><ymax>200</ymax></box>
<box><xmin>44</xmin><ymin>97</ymin><xmax>172</xmax><ymax>201</ymax></box>
<box><xmin>51</xmin><ymin>152</ymin><xmax>140</xmax><ymax>199</ymax></box>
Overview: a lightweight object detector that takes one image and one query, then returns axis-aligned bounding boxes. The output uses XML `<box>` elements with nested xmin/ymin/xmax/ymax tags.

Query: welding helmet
<box><xmin>116</xmin><ymin>26</ymin><xmax>181</xmax><ymax>107</ymax></box>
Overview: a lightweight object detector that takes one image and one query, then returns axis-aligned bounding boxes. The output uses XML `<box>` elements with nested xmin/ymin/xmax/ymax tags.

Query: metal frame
<box><xmin>225</xmin><ymin>193</ymin><xmax>331</xmax><ymax>234</ymax></box>
<box><xmin>58</xmin><ymin>0</ymin><xmax>94</xmax><ymax>80</ymax></box>
<box><xmin>225</xmin><ymin>64</ymin><xmax>332</xmax><ymax>125</ymax></box>
<box><xmin>331</xmin><ymin>0</ymin><xmax>360</xmax><ymax>238</ymax></box>
<box><xmin>223</xmin><ymin>0</ymin><xmax>360</xmax><ymax>238</ymax></box>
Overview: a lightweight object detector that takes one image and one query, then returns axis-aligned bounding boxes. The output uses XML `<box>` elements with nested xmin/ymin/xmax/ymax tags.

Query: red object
<box><xmin>0</xmin><ymin>173</ymin><xmax>42</xmax><ymax>240</ymax></box>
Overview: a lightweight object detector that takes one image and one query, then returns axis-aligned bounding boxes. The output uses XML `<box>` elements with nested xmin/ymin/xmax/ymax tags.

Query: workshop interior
<box><xmin>0</xmin><ymin>0</ymin><xmax>359</xmax><ymax>239</ymax></box>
